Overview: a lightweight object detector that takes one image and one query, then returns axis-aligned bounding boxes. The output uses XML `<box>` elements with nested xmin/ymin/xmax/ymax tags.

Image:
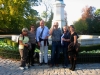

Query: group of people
<box><xmin>18</xmin><ymin>20</ymin><xmax>79</xmax><ymax>71</ymax></box>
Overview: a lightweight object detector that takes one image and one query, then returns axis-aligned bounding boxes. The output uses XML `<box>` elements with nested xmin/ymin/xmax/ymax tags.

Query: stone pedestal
<box><xmin>52</xmin><ymin>0</ymin><xmax>66</xmax><ymax>29</ymax></box>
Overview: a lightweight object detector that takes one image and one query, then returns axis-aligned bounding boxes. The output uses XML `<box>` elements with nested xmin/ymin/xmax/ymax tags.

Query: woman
<box><xmin>19</xmin><ymin>28</ymin><xmax>29</xmax><ymax>70</ymax></box>
<box><xmin>61</xmin><ymin>26</ymin><xmax>70</xmax><ymax>68</ymax></box>
<box><xmin>28</xmin><ymin>25</ymin><xmax>36</xmax><ymax>66</ymax></box>
<box><xmin>68</xmin><ymin>25</ymin><xmax>79</xmax><ymax>71</ymax></box>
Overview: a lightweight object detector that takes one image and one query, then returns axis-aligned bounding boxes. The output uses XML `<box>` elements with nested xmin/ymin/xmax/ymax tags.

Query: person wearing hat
<box><xmin>49</xmin><ymin>22</ymin><xmax>62</xmax><ymax>67</ymax></box>
<box><xmin>19</xmin><ymin>28</ymin><xmax>30</xmax><ymax>70</ymax></box>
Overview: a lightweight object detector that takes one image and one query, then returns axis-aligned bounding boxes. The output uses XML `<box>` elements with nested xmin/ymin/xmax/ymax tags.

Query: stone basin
<box><xmin>78</xmin><ymin>35</ymin><xmax>100</xmax><ymax>46</ymax></box>
<box><xmin>11</xmin><ymin>35</ymin><xmax>100</xmax><ymax>46</ymax></box>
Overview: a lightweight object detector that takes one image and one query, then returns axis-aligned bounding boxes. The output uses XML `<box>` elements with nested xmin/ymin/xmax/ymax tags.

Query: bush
<box><xmin>0</xmin><ymin>48</ymin><xmax>20</xmax><ymax>59</ymax></box>
<box><xmin>79</xmin><ymin>44</ymin><xmax>100</xmax><ymax>52</ymax></box>
<box><xmin>0</xmin><ymin>38</ymin><xmax>100</xmax><ymax>63</ymax></box>
<box><xmin>12</xmin><ymin>41</ymin><xmax>18</xmax><ymax>47</ymax></box>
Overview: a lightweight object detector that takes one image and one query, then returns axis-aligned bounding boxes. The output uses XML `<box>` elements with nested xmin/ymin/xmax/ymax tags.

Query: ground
<box><xmin>0</xmin><ymin>58</ymin><xmax>100</xmax><ymax>75</ymax></box>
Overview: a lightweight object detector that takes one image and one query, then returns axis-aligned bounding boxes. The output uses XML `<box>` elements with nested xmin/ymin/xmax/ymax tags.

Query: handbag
<box><xmin>75</xmin><ymin>42</ymin><xmax>80</xmax><ymax>51</ymax></box>
<box><xmin>68</xmin><ymin>42</ymin><xmax>80</xmax><ymax>51</ymax></box>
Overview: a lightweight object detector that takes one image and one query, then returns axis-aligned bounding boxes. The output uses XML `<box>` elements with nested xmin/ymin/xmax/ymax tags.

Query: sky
<box><xmin>33</xmin><ymin>0</ymin><xmax>100</xmax><ymax>25</ymax></box>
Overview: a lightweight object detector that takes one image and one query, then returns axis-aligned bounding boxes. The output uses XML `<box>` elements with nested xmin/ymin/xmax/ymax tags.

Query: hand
<box><xmin>38</xmin><ymin>42</ymin><xmax>40</xmax><ymax>46</ymax></box>
<box><xmin>62</xmin><ymin>38</ymin><xmax>66</xmax><ymax>41</ymax></box>
<box><xmin>24</xmin><ymin>44</ymin><xmax>28</xmax><ymax>47</ymax></box>
<box><xmin>45</xmin><ymin>36</ymin><xmax>48</xmax><ymax>39</ymax></box>
<box><xmin>20</xmin><ymin>34</ymin><xmax>23</xmax><ymax>37</ymax></box>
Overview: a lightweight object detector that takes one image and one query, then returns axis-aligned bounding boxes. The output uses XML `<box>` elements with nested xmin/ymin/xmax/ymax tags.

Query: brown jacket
<box><xmin>68</xmin><ymin>42</ymin><xmax>80</xmax><ymax>52</ymax></box>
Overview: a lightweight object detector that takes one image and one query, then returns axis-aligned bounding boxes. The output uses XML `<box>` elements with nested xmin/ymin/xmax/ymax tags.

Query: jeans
<box><xmin>62</xmin><ymin>46</ymin><xmax>68</xmax><ymax>66</ymax></box>
<box><xmin>51</xmin><ymin>41</ymin><xmax>61</xmax><ymax>65</ymax></box>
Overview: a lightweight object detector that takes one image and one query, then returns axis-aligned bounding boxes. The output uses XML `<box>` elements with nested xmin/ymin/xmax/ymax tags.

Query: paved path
<box><xmin>0</xmin><ymin>58</ymin><xmax>100</xmax><ymax>75</ymax></box>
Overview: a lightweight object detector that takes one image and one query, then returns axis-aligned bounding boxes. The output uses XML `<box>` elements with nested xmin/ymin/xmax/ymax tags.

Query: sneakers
<box><xmin>19</xmin><ymin>65</ymin><xmax>29</xmax><ymax>70</ymax></box>
<box><xmin>19</xmin><ymin>67</ymin><xmax>24</xmax><ymax>70</ymax></box>
<box><xmin>25</xmin><ymin>66</ymin><xmax>28</xmax><ymax>69</ymax></box>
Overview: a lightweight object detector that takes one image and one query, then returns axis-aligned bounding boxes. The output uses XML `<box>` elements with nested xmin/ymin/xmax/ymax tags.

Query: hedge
<box><xmin>0</xmin><ymin>38</ymin><xmax>100</xmax><ymax>63</ymax></box>
<box><xmin>0</xmin><ymin>48</ymin><xmax>20</xmax><ymax>60</ymax></box>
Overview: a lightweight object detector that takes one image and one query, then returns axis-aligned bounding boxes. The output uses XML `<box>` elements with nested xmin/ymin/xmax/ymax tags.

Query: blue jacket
<box><xmin>62</xmin><ymin>31</ymin><xmax>70</xmax><ymax>47</ymax></box>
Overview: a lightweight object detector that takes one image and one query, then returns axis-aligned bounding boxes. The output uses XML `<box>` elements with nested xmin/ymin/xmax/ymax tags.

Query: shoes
<box><xmin>49</xmin><ymin>64</ymin><xmax>53</xmax><ymax>67</ymax></box>
<box><xmin>31</xmin><ymin>64</ymin><xmax>34</xmax><ymax>66</ymax></box>
<box><xmin>55</xmin><ymin>64</ymin><xmax>59</xmax><ymax>67</ymax></box>
<box><xmin>44</xmin><ymin>63</ymin><xmax>48</xmax><ymax>65</ymax></box>
<box><xmin>19</xmin><ymin>67</ymin><xmax>24</xmax><ymax>70</ymax></box>
<box><xmin>69</xmin><ymin>67</ymin><xmax>72</xmax><ymax>70</ymax></box>
<box><xmin>39</xmin><ymin>63</ymin><xmax>43</xmax><ymax>66</ymax></box>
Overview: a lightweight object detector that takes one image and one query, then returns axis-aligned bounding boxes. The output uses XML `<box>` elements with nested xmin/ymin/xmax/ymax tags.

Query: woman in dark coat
<box><xmin>68</xmin><ymin>25</ymin><xmax>79</xmax><ymax>71</ymax></box>
<box><xmin>61</xmin><ymin>26</ymin><xmax>70</xmax><ymax>68</ymax></box>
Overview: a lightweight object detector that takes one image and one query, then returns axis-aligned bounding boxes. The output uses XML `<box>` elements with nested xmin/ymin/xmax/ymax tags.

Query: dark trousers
<box><xmin>62</xmin><ymin>46</ymin><xmax>68</xmax><ymax>66</ymax></box>
<box><xmin>27</xmin><ymin>44</ymin><xmax>36</xmax><ymax>65</ymax></box>
<box><xmin>51</xmin><ymin>41</ymin><xmax>61</xmax><ymax>65</ymax></box>
<box><xmin>19</xmin><ymin>46</ymin><xmax>28</xmax><ymax>67</ymax></box>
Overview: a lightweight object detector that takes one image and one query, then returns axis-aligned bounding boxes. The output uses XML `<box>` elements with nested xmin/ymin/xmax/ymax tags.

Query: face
<box><xmin>31</xmin><ymin>26</ymin><xmax>35</xmax><ymax>31</ymax></box>
<box><xmin>40</xmin><ymin>20</ymin><xmax>44</xmax><ymax>28</ymax></box>
<box><xmin>53</xmin><ymin>22</ymin><xmax>58</xmax><ymax>29</ymax></box>
<box><xmin>70</xmin><ymin>26</ymin><xmax>74</xmax><ymax>32</ymax></box>
<box><xmin>63</xmin><ymin>26</ymin><xmax>67</xmax><ymax>32</ymax></box>
<box><xmin>22</xmin><ymin>30</ymin><xmax>28</xmax><ymax>35</ymax></box>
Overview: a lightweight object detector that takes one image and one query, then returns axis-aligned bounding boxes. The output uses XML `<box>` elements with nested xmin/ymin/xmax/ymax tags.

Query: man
<box><xmin>49</xmin><ymin>22</ymin><xmax>62</xmax><ymax>67</ymax></box>
<box><xmin>36</xmin><ymin>20</ymin><xmax>49</xmax><ymax>65</ymax></box>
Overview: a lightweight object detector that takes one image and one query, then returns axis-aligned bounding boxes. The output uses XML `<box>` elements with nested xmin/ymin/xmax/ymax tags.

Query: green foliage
<box><xmin>86</xmin><ymin>18</ymin><xmax>100</xmax><ymax>34</ymax></box>
<box><xmin>95</xmin><ymin>9</ymin><xmax>100</xmax><ymax>16</ymax></box>
<box><xmin>79</xmin><ymin>44</ymin><xmax>100</xmax><ymax>52</ymax></box>
<box><xmin>0</xmin><ymin>38</ymin><xmax>100</xmax><ymax>63</ymax></box>
<box><xmin>0</xmin><ymin>0</ymin><xmax>39</xmax><ymax>34</ymax></box>
<box><xmin>74</xmin><ymin>19</ymin><xmax>88</xmax><ymax>34</ymax></box>
<box><xmin>41</xmin><ymin>11</ymin><xmax>48</xmax><ymax>21</ymax></box>
<box><xmin>46</xmin><ymin>11</ymin><xmax>53</xmax><ymax>28</ymax></box>
<box><xmin>74</xmin><ymin>7</ymin><xmax>100</xmax><ymax>34</ymax></box>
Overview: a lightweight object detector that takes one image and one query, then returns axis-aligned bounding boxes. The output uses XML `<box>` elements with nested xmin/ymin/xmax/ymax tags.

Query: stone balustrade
<box><xmin>11</xmin><ymin>35</ymin><xmax>100</xmax><ymax>46</ymax></box>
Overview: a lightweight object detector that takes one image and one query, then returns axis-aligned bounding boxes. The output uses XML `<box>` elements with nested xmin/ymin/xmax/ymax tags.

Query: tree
<box><xmin>40</xmin><ymin>0</ymin><xmax>53</xmax><ymax>22</ymax></box>
<box><xmin>0</xmin><ymin>0</ymin><xmax>39</xmax><ymax>33</ymax></box>
<box><xmin>95</xmin><ymin>9</ymin><xmax>100</xmax><ymax>17</ymax></box>
<box><xmin>73</xmin><ymin>19</ymin><xmax>88</xmax><ymax>34</ymax></box>
<box><xmin>41</xmin><ymin>11</ymin><xmax>48</xmax><ymax>22</ymax></box>
<box><xmin>81</xmin><ymin>6</ymin><xmax>96</xmax><ymax>20</ymax></box>
<box><xmin>86</xmin><ymin>17</ymin><xmax>100</xmax><ymax>34</ymax></box>
<box><xmin>46</xmin><ymin>11</ymin><xmax>53</xmax><ymax>28</ymax></box>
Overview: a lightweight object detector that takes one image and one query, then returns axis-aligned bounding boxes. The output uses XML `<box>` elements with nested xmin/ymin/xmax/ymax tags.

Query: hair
<box><xmin>40</xmin><ymin>20</ymin><xmax>45</xmax><ymax>23</ymax></box>
<box><xmin>62</xmin><ymin>25</ymin><xmax>68</xmax><ymax>33</ymax></box>
<box><xmin>70</xmin><ymin>25</ymin><xmax>75</xmax><ymax>29</ymax></box>
<box><xmin>30</xmin><ymin>24</ymin><xmax>35</xmax><ymax>29</ymax></box>
<box><xmin>22</xmin><ymin>28</ymin><xmax>28</xmax><ymax>36</ymax></box>
<box><xmin>70</xmin><ymin>25</ymin><xmax>75</xmax><ymax>31</ymax></box>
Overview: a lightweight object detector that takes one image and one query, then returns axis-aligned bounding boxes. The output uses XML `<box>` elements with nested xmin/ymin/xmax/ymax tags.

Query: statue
<box><xmin>56</xmin><ymin>0</ymin><xmax>63</xmax><ymax>1</ymax></box>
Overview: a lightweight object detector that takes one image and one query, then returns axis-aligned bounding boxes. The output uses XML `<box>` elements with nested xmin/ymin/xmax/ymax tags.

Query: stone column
<box><xmin>52</xmin><ymin>0</ymin><xmax>66</xmax><ymax>29</ymax></box>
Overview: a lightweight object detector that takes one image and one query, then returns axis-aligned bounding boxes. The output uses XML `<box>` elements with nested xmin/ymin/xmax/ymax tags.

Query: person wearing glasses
<box><xmin>49</xmin><ymin>22</ymin><xmax>62</xmax><ymax>67</ymax></box>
